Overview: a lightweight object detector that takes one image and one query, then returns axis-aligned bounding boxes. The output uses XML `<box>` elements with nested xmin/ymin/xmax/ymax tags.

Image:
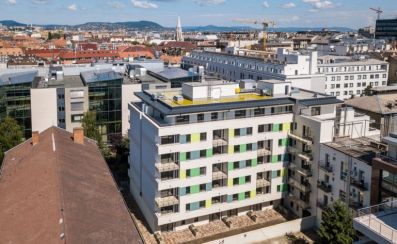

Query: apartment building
<box><xmin>31</xmin><ymin>68</ymin><xmax>140</xmax><ymax>143</ymax></box>
<box><xmin>318</xmin><ymin>56</ymin><xmax>389</xmax><ymax>100</ymax></box>
<box><xmin>317</xmin><ymin>137</ymin><xmax>386</xmax><ymax>220</ymax></box>
<box><xmin>182</xmin><ymin>48</ymin><xmax>389</xmax><ymax>100</ymax></box>
<box><xmin>0</xmin><ymin>69</ymin><xmax>38</xmax><ymax>139</ymax></box>
<box><xmin>182</xmin><ymin>48</ymin><xmax>325</xmax><ymax>93</ymax></box>
<box><xmin>127</xmin><ymin>77</ymin><xmax>380</xmax><ymax>232</ymax></box>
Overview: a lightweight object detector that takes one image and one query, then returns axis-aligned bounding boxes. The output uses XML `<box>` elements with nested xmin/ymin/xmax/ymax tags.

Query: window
<box><xmin>211</xmin><ymin>112</ymin><xmax>218</xmax><ymax>121</ymax></box>
<box><xmin>161</xmin><ymin>135</ymin><xmax>179</xmax><ymax>145</ymax></box>
<box><xmin>200</xmin><ymin>132</ymin><xmax>206</xmax><ymax>141</ymax></box>
<box><xmin>233</xmin><ymin>161</ymin><xmax>239</xmax><ymax>169</ymax></box>
<box><xmin>363</xmin><ymin>75</ymin><xmax>367</xmax><ymax>79</ymax></box>
<box><xmin>349</xmin><ymin>83</ymin><xmax>353</xmax><ymax>87</ymax></box>
<box><xmin>247</xmin><ymin>143</ymin><xmax>253</xmax><ymax>151</ymax></box>
<box><xmin>350</xmin><ymin>76</ymin><xmax>354</xmax><ymax>80</ymax></box>
<box><xmin>70</xmin><ymin>90</ymin><xmax>84</xmax><ymax>99</ymax></box>
<box><xmin>247</xmin><ymin>127</ymin><xmax>253</xmax><ymax>135</ymax></box>
<box><xmin>200</xmin><ymin>150</ymin><xmax>206</xmax><ymax>158</ymax></box>
<box><xmin>234</xmin><ymin>145</ymin><xmax>240</xmax><ymax>153</ymax></box>
<box><xmin>234</xmin><ymin>129</ymin><xmax>240</xmax><ymax>137</ymax></box>
<box><xmin>358</xmin><ymin>75</ymin><xmax>361</xmax><ymax>80</ymax></box>
<box><xmin>58</xmin><ymin>106</ymin><xmax>65</xmax><ymax>112</ymax></box>
<box><xmin>71</xmin><ymin>102</ymin><xmax>84</xmax><ymax>111</ymax></box>
<box><xmin>383</xmin><ymin>74</ymin><xmax>387</xmax><ymax>78</ymax></box>
<box><xmin>233</xmin><ymin>178</ymin><xmax>239</xmax><ymax>185</ymax></box>
<box><xmin>336</xmin><ymin>84</ymin><xmax>340</xmax><ymax>88</ymax></box>
<box><xmin>311</xmin><ymin>106</ymin><xmax>321</xmax><ymax>116</ymax></box>
<box><xmin>71</xmin><ymin>114</ymin><xmax>84</xmax><ymax>122</ymax></box>
<box><xmin>344</xmin><ymin>76</ymin><xmax>349</xmax><ymax>80</ymax></box>
<box><xmin>197</xmin><ymin>113</ymin><xmax>204</xmax><ymax>122</ymax></box>
<box><xmin>200</xmin><ymin>184</ymin><xmax>206</xmax><ymax>192</ymax></box>
<box><xmin>344</xmin><ymin>83</ymin><xmax>349</xmax><ymax>88</ymax></box>
<box><xmin>176</xmin><ymin>115</ymin><xmax>189</xmax><ymax>124</ymax></box>
<box><xmin>258</xmin><ymin>124</ymin><xmax>272</xmax><ymax>133</ymax></box>
<box><xmin>357</xmin><ymin>83</ymin><xmax>361</xmax><ymax>87</ymax></box>
<box><xmin>235</xmin><ymin>110</ymin><xmax>246</xmax><ymax>118</ymax></box>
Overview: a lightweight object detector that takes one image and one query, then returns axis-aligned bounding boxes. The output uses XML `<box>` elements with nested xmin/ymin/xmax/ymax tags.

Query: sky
<box><xmin>1</xmin><ymin>0</ymin><xmax>397</xmax><ymax>28</ymax></box>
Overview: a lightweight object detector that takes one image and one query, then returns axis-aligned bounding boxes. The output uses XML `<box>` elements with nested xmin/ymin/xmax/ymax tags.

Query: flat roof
<box><xmin>0</xmin><ymin>70</ymin><xmax>37</xmax><ymax>86</ymax></box>
<box><xmin>153</xmin><ymin>68</ymin><xmax>197</xmax><ymax>80</ymax></box>
<box><xmin>324</xmin><ymin>137</ymin><xmax>386</xmax><ymax>164</ymax></box>
<box><xmin>0</xmin><ymin>127</ymin><xmax>143</xmax><ymax>244</ymax></box>
<box><xmin>81</xmin><ymin>69</ymin><xmax>123</xmax><ymax>84</ymax></box>
<box><xmin>155</xmin><ymin>89</ymin><xmax>272</xmax><ymax>108</ymax></box>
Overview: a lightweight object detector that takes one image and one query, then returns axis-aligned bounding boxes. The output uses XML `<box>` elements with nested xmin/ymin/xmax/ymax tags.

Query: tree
<box><xmin>48</xmin><ymin>31</ymin><xmax>52</xmax><ymax>40</ymax></box>
<box><xmin>363</xmin><ymin>84</ymin><xmax>373</xmax><ymax>96</ymax></box>
<box><xmin>317</xmin><ymin>200</ymin><xmax>355</xmax><ymax>244</ymax></box>
<box><xmin>0</xmin><ymin>117</ymin><xmax>23</xmax><ymax>164</ymax></box>
<box><xmin>81</xmin><ymin>111</ymin><xmax>102</xmax><ymax>144</ymax></box>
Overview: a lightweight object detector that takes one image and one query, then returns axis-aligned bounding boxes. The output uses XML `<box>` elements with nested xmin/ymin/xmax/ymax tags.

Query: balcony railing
<box><xmin>319</xmin><ymin>161</ymin><xmax>333</xmax><ymax>173</ymax></box>
<box><xmin>212</xmin><ymin>171</ymin><xmax>228</xmax><ymax>180</ymax></box>
<box><xmin>355</xmin><ymin>200</ymin><xmax>397</xmax><ymax>243</ymax></box>
<box><xmin>289</xmin><ymin>193</ymin><xmax>311</xmax><ymax>210</ymax></box>
<box><xmin>318</xmin><ymin>181</ymin><xmax>332</xmax><ymax>193</ymax></box>
<box><xmin>257</xmin><ymin>148</ymin><xmax>272</xmax><ymax>156</ymax></box>
<box><xmin>317</xmin><ymin>200</ymin><xmax>328</xmax><ymax>210</ymax></box>
<box><xmin>155</xmin><ymin>162</ymin><xmax>179</xmax><ymax>173</ymax></box>
<box><xmin>256</xmin><ymin>178</ymin><xmax>271</xmax><ymax>188</ymax></box>
<box><xmin>350</xmin><ymin>178</ymin><xmax>369</xmax><ymax>191</ymax></box>
<box><xmin>288</xmin><ymin>131</ymin><xmax>313</xmax><ymax>145</ymax></box>
<box><xmin>155</xmin><ymin>196</ymin><xmax>179</xmax><ymax>208</ymax></box>
<box><xmin>289</xmin><ymin>177</ymin><xmax>311</xmax><ymax>193</ymax></box>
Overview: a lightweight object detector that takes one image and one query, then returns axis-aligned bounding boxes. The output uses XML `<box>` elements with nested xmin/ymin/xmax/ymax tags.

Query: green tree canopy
<box><xmin>81</xmin><ymin>111</ymin><xmax>101</xmax><ymax>144</ymax></box>
<box><xmin>363</xmin><ymin>84</ymin><xmax>373</xmax><ymax>96</ymax></box>
<box><xmin>317</xmin><ymin>200</ymin><xmax>355</xmax><ymax>244</ymax></box>
<box><xmin>0</xmin><ymin>117</ymin><xmax>23</xmax><ymax>164</ymax></box>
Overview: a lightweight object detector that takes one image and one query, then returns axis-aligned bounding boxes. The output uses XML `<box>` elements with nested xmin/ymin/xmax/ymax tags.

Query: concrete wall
<box><xmin>122</xmin><ymin>83</ymin><xmax>142</xmax><ymax>136</ymax></box>
<box><xmin>64</xmin><ymin>87</ymin><xmax>88</xmax><ymax>132</ymax></box>
<box><xmin>205</xmin><ymin>216</ymin><xmax>316</xmax><ymax>244</ymax></box>
<box><xmin>31</xmin><ymin>88</ymin><xmax>58</xmax><ymax>133</ymax></box>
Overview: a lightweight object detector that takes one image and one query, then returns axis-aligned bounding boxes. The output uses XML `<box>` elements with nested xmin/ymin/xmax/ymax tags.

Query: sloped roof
<box><xmin>346</xmin><ymin>94</ymin><xmax>397</xmax><ymax>115</ymax></box>
<box><xmin>0</xmin><ymin>127</ymin><xmax>143</xmax><ymax>244</ymax></box>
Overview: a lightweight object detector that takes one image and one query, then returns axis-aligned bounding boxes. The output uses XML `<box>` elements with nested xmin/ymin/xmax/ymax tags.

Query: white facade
<box><xmin>31</xmin><ymin>88</ymin><xmax>58</xmax><ymax>133</ymax></box>
<box><xmin>318</xmin><ymin>56</ymin><xmax>389</xmax><ymax>100</ymax></box>
<box><xmin>127</xmin><ymin>80</ymin><xmax>374</xmax><ymax>232</ymax></box>
<box><xmin>182</xmin><ymin>48</ymin><xmax>325</xmax><ymax>93</ymax></box>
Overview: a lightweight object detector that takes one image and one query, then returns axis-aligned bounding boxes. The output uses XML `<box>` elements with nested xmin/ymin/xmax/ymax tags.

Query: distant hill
<box><xmin>0</xmin><ymin>20</ymin><xmax>26</xmax><ymax>27</ymax></box>
<box><xmin>184</xmin><ymin>25</ymin><xmax>256</xmax><ymax>32</ymax></box>
<box><xmin>0</xmin><ymin>20</ymin><xmax>354</xmax><ymax>32</ymax></box>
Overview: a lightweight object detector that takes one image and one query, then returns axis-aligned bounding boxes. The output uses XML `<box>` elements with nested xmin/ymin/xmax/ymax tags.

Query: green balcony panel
<box><xmin>228</xmin><ymin>162</ymin><xmax>234</xmax><ymax>171</ymax></box>
<box><xmin>272</xmin><ymin>155</ymin><xmax>279</xmax><ymax>163</ymax></box>
<box><xmin>252</xmin><ymin>158</ymin><xmax>258</xmax><ymax>167</ymax></box>
<box><xmin>180</xmin><ymin>152</ymin><xmax>187</xmax><ymax>161</ymax></box>
<box><xmin>240</xmin><ymin>144</ymin><xmax>247</xmax><ymax>153</ymax></box>
<box><xmin>279</xmin><ymin>138</ymin><xmax>288</xmax><ymax>147</ymax></box>
<box><xmin>190</xmin><ymin>185</ymin><xmax>200</xmax><ymax>194</ymax></box>
<box><xmin>272</xmin><ymin>124</ymin><xmax>281</xmax><ymax>132</ymax></box>
<box><xmin>238</xmin><ymin>192</ymin><xmax>245</xmax><ymax>201</ymax></box>
<box><xmin>239</xmin><ymin>176</ymin><xmax>246</xmax><ymax>185</ymax></box>
<box><xmin>206</xmin><ymin>148</ymin><xmax>213</xmax><ymax>157</ymax></box>
<box><xmin>280</xmin><ymin>184</ymin><xmax>288</xmax><ymax>192</ymax></box>
<box><xmin>190</xmin><ymin>168</ymin><xmax>201</xmax><ymax>177</ymax></box>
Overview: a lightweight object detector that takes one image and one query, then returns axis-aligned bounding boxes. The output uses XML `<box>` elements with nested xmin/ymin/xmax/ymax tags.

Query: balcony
<box><xmin>317</xmin><ymin>181</ymin><xmax>332</xmax><ymax>193</ymax></box>
<box><xmin>317</xmin><ymin>200</ymin><xmax>328</xmax><ymax>210</ymax></box>
<box><xmin>290</xmin><ymin>162</ymin><xmax>312</xmax><ymax>177</ymax></box>
<box><xmin>354</xmin><ymin>200</ymin><xmax>397</xmax><ymax>244</ymax></box>
<box><xmin>319</xmin><ymin>161</ymin><xmax>333</xmax><ymax>173</ymax></box>
<box><xmin>349</xmin><ymin>201</ymin><xmax>364</xmax><ymax>210</ymax></box>
<box><xmin>289</xmin><ymin>193</ymin><xmax>311</xmax><ymax>210</ymax></box>
<box><xmin>350</xmin><ymin>178</ymin><xmax>369</xmax><ymax>191</ymax></box>
<box><xmin>288</xmin><ymin>131</ymin><xmax>313</xmax><ymax>145</ymax></box>
<box><xmin>212</xmin><ymin>137</ymin><xmax>228</xmax><ymax>147</ymax></box>
<box><xmin>257</xmin><ymin>148</ymin><xmax>272</xmax><ymax>157</ymax></box>
<box><xmin>212</xmin><ymin>171</ymin><xmax>227</xmax><ymax>180</ymax></box>
<box><xmin>256</xmin><ymin>178</ymin><xmax>271</xmax><ymax>188</ymax></box>
<box><xmin>297</xmin><ymin>151</ymin><xmax>313</xmax><ymax>162</ymax></box>
<box><xmin>289</xmin><ymin>177</ymin><xmax>311</xmax><ymax>193</ymax></box>
<box><xmin>155</xmin><ymin>162</ymin><xmax>179</xmax><ymax>173</ymax></box>
<box><xmin>155</xmin><ymin>196</ymin><xmax>179</xmax><ymax>208</ymax></box>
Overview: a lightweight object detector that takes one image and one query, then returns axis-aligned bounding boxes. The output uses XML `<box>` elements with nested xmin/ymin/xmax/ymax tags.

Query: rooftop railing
<box><xmin>356</xmin><ymin>199</ymin><xmax>397</xmax><ymax>243</ymax></box>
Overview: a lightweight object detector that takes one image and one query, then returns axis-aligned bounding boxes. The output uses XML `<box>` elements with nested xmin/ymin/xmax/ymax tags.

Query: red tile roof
<box><xmin>0</xmin><ymin>127</ymin><xmax>143</xmax><ymax>244</ymax></box>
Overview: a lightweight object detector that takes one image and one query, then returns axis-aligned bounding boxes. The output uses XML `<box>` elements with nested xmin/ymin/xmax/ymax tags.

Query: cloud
<box><xmin>282</xmin><ymin>2</ymin><xmax>296</xmax><ymax>8</ymax></box>
<box><xmin>31</xmin><ymin>0</ymin><xmax>48</xmax><ymax>4</ymax></box>
<box><xmin>68</xmin><ymin>3</ymin><xmax>77</xmax><ymax>11</ymax></box>
<box><xmin>107</xmin><ymin>1</ymin><xmax>125</xmax><ymax>9</ymax></box>
<box><xmin>131</xmin><ymin>0</ymin><xmax>158</xmax><ymax>8</ymax></box>
<box><xmin>262</xmin><ymin>1</ymin><xmax>269</xmax><ymax>8</ymax></box>
<box><xmin>7</xmin><ymin>0</ymin><xmax>17</xmax><ymax>5</ymax></box>
<box><xmin>303</xmin><ymin>0</ymin><xmax>334</xmax><ymax>10</ymax></box>
<box><xmin>194</xmin><ymin>0</ymin><xmax>225</xmax><ymax>6</ymax></box>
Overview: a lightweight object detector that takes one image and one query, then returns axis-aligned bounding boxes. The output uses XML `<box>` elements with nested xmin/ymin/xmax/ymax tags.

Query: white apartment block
<box><xmin>182</xmin><ymin>48</ymin><xmax>389</xmax><ymax>101</ymax></box>
<box><xmin>128</xmin><ymin>78</ymin><xmax>376</xmax><ymax>232</ymax></box>
<box><xmin>182</xmin><ymin>48</ymin><xmax>325</xmax><ymax>93</ymax></box>
<box><xmin>318</xmin><ymin>56</ymin><xmax>389</xmax><ymax>100</ymax></box>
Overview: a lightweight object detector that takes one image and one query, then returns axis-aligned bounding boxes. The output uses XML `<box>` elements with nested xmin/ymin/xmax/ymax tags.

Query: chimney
<box><xmin>73</xmin><ymin>128</ymin><xmax>84</xmax><ymax>144</ymax></box>
<box><xmin>32</xmin><ymin>131</ymin><xmax>39</xmax><ymax>145</ymax></box>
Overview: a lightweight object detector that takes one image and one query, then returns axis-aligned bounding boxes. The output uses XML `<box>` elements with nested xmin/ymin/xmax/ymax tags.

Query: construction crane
<box><xmin>370</xmin><ymin>7</ymin><xmax>383</xmax><ymax>20</ymax></box>
<box><xmin>233</xmin><ymin>18</ymin><xmax>276</xmax><ymax>51</ymax></box>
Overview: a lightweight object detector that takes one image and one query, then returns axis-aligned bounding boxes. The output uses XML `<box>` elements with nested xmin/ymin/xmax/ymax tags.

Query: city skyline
<box><xmin>2</xmin><ymin>0</ymin><xmax>397</xmax><ymax>28</ymax></box>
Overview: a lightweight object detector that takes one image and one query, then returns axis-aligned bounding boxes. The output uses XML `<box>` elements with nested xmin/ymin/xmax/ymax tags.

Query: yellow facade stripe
<box><xmin>180</xmin><ymin>170</ymin><xmax>186</xmax><ymax>179</ymax></box>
